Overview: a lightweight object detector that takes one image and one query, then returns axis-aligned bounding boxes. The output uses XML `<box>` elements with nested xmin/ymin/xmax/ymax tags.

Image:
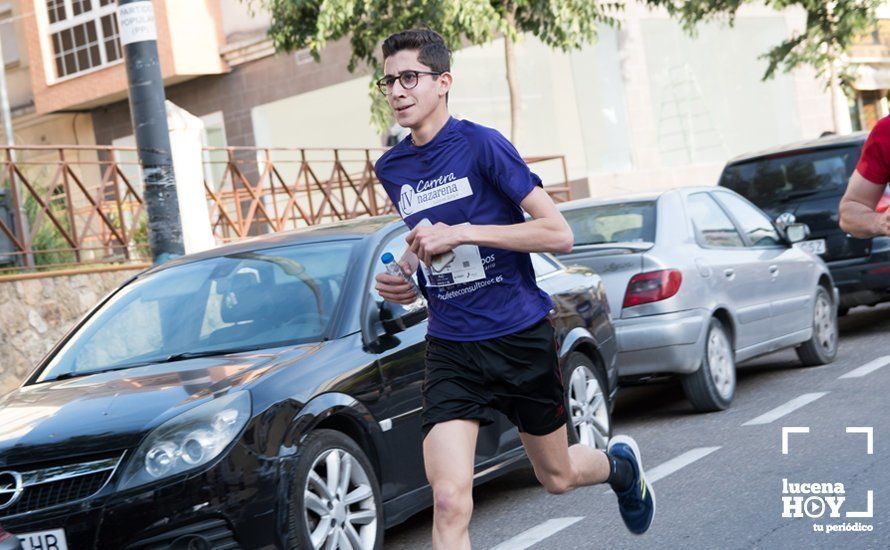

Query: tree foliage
<box><xmin>252</xmin><ymin>0</ymin><xmax>621</xmax><ymax>134</ymax></box>
<box><xmin>647</xmin><ymin>0</ymin><xmax>882</xmax><ymax>87</ymax></box>
<box><xmin>249</xmin><ymin>0</ymin><xmax>881</xmax><ymax>136</ymax></box>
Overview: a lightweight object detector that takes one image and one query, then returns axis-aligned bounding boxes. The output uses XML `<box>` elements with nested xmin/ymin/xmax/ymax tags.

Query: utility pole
<box><xmin>0</xmin><ymin>13</ymin><xmax>32</xmax><ymax>266</ymax></box>
<box><xmin>116</xmin><ymin>0</ymin><xmax>183</xmax><ymax>263</ymax></box>
<box><xmin>0</xmin><ymin>24</ymin><xmax>14</xmax><ymax>148</ymax></box>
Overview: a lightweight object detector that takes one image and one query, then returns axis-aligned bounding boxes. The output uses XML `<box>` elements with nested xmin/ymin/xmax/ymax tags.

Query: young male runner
<box><xmin>840</xmin><ymin>116</ymin><xmax>890</xmax><ymax>237</ymax></box>
<box><xmin>373</xmin><ymin>29</ymin><xmax>655</xmax><ymax>549</ymax></box>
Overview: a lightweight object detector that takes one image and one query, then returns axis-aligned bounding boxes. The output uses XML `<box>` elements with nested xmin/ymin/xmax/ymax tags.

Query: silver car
<box><xmin>556</xmin><ymin>187</ymin><xmax>839</xmax><ymax>412</ymax></box>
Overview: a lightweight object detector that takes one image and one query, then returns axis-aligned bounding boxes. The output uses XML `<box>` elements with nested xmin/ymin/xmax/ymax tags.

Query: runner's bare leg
<box><xmin>520</xmin><ymin>425</ymin><xmax>609</xmax><ymax>493</ymax></box>
<box><xmin>424</xmin><ymin>419</ymin><xmax>480</xmax><ymax>550</ymax></box>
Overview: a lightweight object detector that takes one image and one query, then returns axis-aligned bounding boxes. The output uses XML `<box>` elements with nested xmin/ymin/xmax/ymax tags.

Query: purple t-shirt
<box><xmin>375</xmin><ymin>117</ymin><xmax>553</xmax><ymax>341</ymax></box>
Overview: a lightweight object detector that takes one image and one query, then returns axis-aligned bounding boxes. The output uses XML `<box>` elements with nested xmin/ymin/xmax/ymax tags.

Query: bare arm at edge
<box><xmin>839</xmin><ymin>170</ymin><xmax>890</xmax><ymax>238</ymax></box>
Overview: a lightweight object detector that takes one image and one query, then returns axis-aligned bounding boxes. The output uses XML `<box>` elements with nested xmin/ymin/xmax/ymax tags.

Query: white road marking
<box><xmin>487</xmin><ymin>517</ymin><xmax>584</xmax><ymax>550</ymax></box>
<box><xmin>643</xmin><ymin>446</ymin><xmax>722</xmax><ymax>484</ymax></box>
<box><xmin>838</xmin><ymin>356</ymin><xmax>890</xmax><ymax>379</ymax></box>
<box><xmin>742</xmin><ymin>392</ymin><xmax>828</xmax><ymax>426</ymax></box>
<box><xmin>604</xmin><ymin>446</ymin><xmax>721</xmax><ymax>494</ymax></box>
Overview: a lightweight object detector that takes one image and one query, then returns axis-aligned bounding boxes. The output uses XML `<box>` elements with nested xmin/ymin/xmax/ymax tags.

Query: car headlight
<box><xmin>118</xmin><ymin>391</ymin><xmax>251</xmax><ymax>491</ymax></box>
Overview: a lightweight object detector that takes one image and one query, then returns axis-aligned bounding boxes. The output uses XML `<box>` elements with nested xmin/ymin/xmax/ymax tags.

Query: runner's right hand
<box><xmin>375</xmin><ymin>261</ymin><xmax>418</xmax><ymax>304</ymax></box>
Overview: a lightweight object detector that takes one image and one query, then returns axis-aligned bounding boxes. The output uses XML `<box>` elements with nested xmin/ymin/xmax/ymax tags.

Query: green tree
<box><xmin>647</xmin><ymin>0</ymin><xmax>883</xmax><ymax>131</ymax></box>
<box><xmin>251</xmin><ymin>0</ymin><xmax>620</xmax><ymax>145</ymax></box>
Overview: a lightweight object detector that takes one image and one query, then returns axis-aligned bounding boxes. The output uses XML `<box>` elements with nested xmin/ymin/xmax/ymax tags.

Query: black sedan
<box><xmin>718</xmin><ymin>132</ymin><xmax>890</xmax><ymax>314</ymax></box>
<box><xmin>0</xmin><ymin>217</ymin><xmax>617</xmax><ymax>549</ymax></box>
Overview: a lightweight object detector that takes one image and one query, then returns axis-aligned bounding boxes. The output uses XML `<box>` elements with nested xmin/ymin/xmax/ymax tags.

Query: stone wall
<box><xmin>0</xmin><ymin>268</ymin><xmax>144</xmax><ymax>395</ymax></box>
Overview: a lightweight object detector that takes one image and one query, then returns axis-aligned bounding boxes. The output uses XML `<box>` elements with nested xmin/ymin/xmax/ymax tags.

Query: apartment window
<box><xmin>46</xmin><ymin>0</ymin><xmax>121</xmax><ymax>79</ymax></box>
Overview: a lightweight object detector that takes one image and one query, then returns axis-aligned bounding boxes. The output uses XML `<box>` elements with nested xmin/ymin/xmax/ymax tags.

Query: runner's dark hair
<box><xmin>382</xmin><ymin>28</ymin><xmax>451</xmax><ymax>73</ymax></box>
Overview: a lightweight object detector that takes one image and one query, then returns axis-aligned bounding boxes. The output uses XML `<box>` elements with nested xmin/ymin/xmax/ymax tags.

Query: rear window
<box><xmin>563</xmin><ymin>202</ymin><xmax>657</xmax><ymax>245</ymax></box>
<box><xmin>719</xmin><ymin>146</ymin><xmax>859</xmax><ymax>207</ymax></box>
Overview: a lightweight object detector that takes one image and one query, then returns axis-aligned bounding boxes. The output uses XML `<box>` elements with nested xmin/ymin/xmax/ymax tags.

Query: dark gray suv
<box><xmin>719</xmin><ymin>132</ymin><xmax>890</xmax><ymax>315</ymax></box>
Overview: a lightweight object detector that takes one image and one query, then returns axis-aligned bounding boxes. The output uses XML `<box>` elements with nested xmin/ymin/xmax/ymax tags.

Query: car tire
<box><xmin>288</xmin><ymin>429</ymin><xmax>384</xmax><ymax>550</ymax></box>
<box><xmin>795</xmin><ymin>286</ymin><xmax>839</xmax><ymax>367</ymax></box>
<box><xmin>682</xmin><ymin>318</ymin><xmax>736</xmax><ymax>412</ymax></box>
<box><xmin>563</xmin><ymin>352</ymin><xmax>611</xmax><ymax>449</ymax></box>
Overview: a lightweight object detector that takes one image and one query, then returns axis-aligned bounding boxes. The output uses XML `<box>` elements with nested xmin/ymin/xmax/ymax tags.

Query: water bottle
<box><xmin>381</xmin><ymin>253</ymin><xmax>424</xmax><ymax>308</ymax></box>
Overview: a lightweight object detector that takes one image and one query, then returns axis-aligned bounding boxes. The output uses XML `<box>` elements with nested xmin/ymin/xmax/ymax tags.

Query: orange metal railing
<box><xmin>0</xmin><ymin>145</ymin><xmax>572</xmax><ymax>276</ymax></box>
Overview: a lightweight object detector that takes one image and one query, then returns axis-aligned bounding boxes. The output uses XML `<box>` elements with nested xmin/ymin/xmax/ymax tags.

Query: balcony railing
<box><xmin>0</xmin><ymin>145</ymin><xmax>573</xmax><ymax>277</ymax></box>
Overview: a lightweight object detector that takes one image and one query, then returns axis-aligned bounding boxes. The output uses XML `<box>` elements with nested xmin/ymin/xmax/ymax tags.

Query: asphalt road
<box><xmin>384</xmin><ymin>303</ymin><xmax>890</xmax><ymax>550</ymax></box>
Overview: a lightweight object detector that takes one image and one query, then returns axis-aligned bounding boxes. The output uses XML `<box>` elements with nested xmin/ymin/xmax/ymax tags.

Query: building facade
<box><xmin>1</xmin><ymin>1</ymin><xmax>871</xmax><ymax>198</ymax></box>
<box><xmin>850</xmin><ymin>9</ymin><xmax>890</xmax><ymax>131</ymax></box>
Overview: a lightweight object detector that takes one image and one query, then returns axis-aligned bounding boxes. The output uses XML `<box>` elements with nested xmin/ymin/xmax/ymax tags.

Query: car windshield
<box><xmin>36</xmin><ymin>240</ymin><xmax>356</xmax><ymax>383</ymax></box>
<box><xmin>719</xmin><ymin>146</ymin><xmax>860</xmax><ymax>208</ymax></box>
<box><xmin>563</xmin><ymin>202</ymin><xmax>656</xmax><ymax>245</ymax></box>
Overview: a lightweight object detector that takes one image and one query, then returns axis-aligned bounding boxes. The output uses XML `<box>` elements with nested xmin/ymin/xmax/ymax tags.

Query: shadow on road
<box><xmin>838</xmin><ymin>302</ymin><xmax>890</xmax><ymax>336</ymax></box>
<box><xmin>610</xmin><ymin>380</ymin><xmax>690</xmax><ymax>422</ymax></box>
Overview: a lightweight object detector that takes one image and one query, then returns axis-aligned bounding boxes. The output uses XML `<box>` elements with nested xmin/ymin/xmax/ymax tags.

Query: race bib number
<box><xmin>421</xmin><ymin>242</ymin><xmax>486</xmax><ymax>287</ymax></box>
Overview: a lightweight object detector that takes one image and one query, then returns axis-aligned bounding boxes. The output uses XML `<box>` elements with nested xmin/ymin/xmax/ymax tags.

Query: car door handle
<box><xmin>724</xmin><ymin>268</ymin><xmax>735</xmax><ymax>279</ymax></box>
<box><xmin>769</xmin><ymin>265</ymin><xmax>779</xmax><ymax>276</ymax></box>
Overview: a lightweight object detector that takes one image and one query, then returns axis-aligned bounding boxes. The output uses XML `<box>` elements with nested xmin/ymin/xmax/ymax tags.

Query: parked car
<box><xmin>557</xmin><ymin>187</ymin><xmax>839</xmax><ymax>413</ymax></box>
<box><xmin>0</xmin><ymin>216</ymin><xmax>616</xmax><ymax>549</ymax></box>
<box><xmin>718</xmin><ymin>132</ymin><xmax>890</xmax><ymax>315</ymax></box>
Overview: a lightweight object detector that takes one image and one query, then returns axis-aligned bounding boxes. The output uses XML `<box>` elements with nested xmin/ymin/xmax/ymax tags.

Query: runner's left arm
<box><xmin>461</xmin><ymin>186</ymin><xmax>573</xmax><ymax>253</ymax></box>
<box><xmin>406</xmin><ymin>186</ymin><xmax>573</xmax><ymax>265</ymax></box>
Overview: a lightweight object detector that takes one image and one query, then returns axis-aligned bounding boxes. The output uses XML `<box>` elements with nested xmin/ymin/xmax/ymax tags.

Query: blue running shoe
<box><xmin>607</xmin><ymin>434</ymin><xmax>655</xmax><ymax>534</ymax></box>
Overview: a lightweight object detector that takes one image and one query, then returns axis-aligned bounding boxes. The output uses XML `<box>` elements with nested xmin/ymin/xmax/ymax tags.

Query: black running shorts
<box><xmin>421</xmin><ymin>316</ymin><xmax>567</xmax><ymax>438</ymax></box>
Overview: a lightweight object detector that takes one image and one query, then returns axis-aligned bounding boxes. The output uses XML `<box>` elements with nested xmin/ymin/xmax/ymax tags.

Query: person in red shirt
<box><xmin>840</xmin><ymin>117</ymin><xmax>890</xmax><ymax>236</ymax></box>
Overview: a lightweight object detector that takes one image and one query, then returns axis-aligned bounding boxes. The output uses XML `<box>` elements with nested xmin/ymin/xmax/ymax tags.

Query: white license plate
<box><xmin>793</xmin><ymin>238</ymin><xmax>826</xmax><ymax>255</ymax></box>
<box><xmin>17</xmin><ymin>529</ymin><xmax>67</xmax><ymax>550</ymax></box>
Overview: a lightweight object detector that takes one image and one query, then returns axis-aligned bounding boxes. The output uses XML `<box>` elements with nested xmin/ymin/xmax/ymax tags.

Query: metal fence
<box><xmin>0</xmin><ymin>145</ymin><xmax>573</xmax><ymax>277</ymax></box>
<box><xmin>0</xmin><ymin>145</ymin><xmax>148</xmax><ymax>276</ymax></box>
<box><xmin>204</xmin><ymin>147</ymin><xmax>394</xmax><ymax>242</ymax></box>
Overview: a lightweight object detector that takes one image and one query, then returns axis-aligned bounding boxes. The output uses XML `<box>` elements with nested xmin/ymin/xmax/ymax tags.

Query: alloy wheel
<box><xmin>707</xmin><ymin>327</ymin><xmax>735</xmax><ymax>400</ymax></box>
<box><xmin>568</xmin><ymin>365</ymin><xmax>610</xmax><ymax>449</ymax></box>
<box><xmin>303</xmin><ymin>448</ymin><xmax>378</xmax><ymax>550</ymax></box>
<box><xmin>813</xmin><ymin>293</ymin><xmax>837</xmax><ymax>355</ymax></box>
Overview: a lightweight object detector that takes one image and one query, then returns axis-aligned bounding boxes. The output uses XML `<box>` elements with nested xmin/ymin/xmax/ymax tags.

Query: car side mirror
<box><xmin>379</xmin><ymin>301</ymin><xmax>428</xmax><ymax>335</ymax></box>
<box><xmin>774</xmin><ymin>212</ymin><xmax>796</xmax><ymax>231</ymax></box>
<box><xmin>785</xmin><ymin>223</ymin><xmax>810</xmax><ymax>244</ymax></box>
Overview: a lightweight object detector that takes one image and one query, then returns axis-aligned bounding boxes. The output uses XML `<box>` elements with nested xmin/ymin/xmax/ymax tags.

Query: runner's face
<box><xmin>383</xmin><ymin>50</ymin><xmax>448</xmax><ymax>128</ymax></box>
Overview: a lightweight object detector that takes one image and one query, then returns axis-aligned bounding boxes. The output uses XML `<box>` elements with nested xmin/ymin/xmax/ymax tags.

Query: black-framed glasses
<box><xmin>376</xmin><ymin>70</ymin><xmax>442</xmax><ymax>95</ymax></box>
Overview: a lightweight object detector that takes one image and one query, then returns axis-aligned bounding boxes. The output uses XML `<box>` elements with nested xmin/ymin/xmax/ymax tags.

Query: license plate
<box><xmin>793</xmin><ymin>239</ymin><xmax>826</xmax><ymax>255</ymax></box>
<box><xmin>17</xmin><ymin>529</ymin><xmax>67</xmax><ymax>550</ymax></box>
